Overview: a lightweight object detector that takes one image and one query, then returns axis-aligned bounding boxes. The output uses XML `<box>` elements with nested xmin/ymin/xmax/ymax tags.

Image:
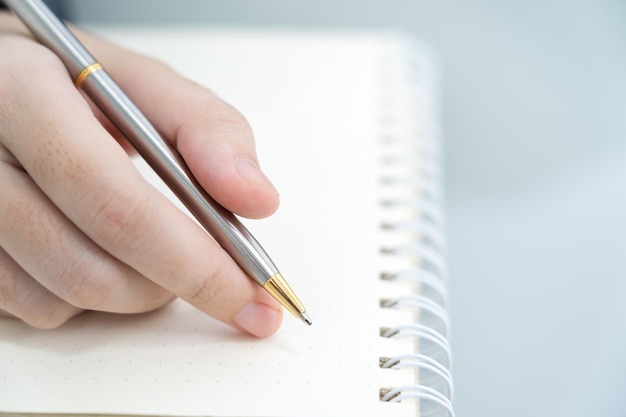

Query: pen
<box><xmin>6</xmin><ymin>0</ymin><xmax>311</xmax><ymax>326</ymax></box>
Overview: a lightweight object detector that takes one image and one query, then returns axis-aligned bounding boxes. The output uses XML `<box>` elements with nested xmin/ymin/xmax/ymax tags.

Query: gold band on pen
<box><xmin>74</xmin><ymin>62</ymin><xmax>103</xmax><ymax>88</ymax></box>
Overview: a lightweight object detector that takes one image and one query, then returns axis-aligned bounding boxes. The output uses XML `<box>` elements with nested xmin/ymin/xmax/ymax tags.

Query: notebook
<box><xmin>0</xmin><ymin>29</ymin><xmax>452</xmax><ymax>417</ymax></box>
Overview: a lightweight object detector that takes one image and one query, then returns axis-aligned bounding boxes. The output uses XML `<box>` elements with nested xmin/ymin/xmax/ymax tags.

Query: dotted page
<box><xmin>0</xmin><ymin>30</ymin><xmax>444</xmax><ymax>417</ymax></box>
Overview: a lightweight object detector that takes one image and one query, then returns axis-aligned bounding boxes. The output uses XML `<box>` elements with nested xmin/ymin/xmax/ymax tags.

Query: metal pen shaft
<box><xmin>6</xmin><ymin>0</ymin><xmax>310</xmax><ymax>324</ymax></box>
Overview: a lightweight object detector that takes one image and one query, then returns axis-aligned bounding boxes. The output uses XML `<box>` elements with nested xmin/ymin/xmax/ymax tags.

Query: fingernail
<box><xmin>235</xmin><ymin>158</ymin><xmax>276</xmax><ymax>191</ymax></box>
<box><xmin>234</xmin><ymin>302</ymin><xmax>282</xmax><ymax>338</ymax></box>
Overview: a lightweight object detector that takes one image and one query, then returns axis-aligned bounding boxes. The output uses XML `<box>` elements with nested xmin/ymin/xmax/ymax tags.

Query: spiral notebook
<box><xmin>0</xmin><ymin>29</ymin><xmax>452</xmax><ymax>416</ymax></box>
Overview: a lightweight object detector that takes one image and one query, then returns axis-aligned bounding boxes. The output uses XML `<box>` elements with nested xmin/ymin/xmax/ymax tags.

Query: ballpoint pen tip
<box><xmin>300</xmin><ymin>312</ymin><xmax>312</xmax><ymax>326</ymax></box>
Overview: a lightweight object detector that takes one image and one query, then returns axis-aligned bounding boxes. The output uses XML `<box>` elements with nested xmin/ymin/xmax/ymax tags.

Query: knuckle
<box><xmin>0</xmin><ymin>264</ymin><xmax>80</xmax><ymax>329</ymax></box>
<box><xmin>51</xmin><ymin>257</ymin><xmax>114</xmax><ymax>311</ymax></box>
<box><xmin>83</xmin><ymin>184</ymin><xmax>154</xmax><ymax>253</ymax></box>
<box><xmin>46</xmin><ymin>253</ymin><xmax>172</xmax><ymax>314</ymax></box>
<box><xmin>187</xmin><ymin>265</ymin><xmax>227</xmax><ymax>310</ymax></box>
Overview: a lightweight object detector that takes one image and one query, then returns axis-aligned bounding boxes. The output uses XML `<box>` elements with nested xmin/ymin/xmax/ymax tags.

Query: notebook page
<box><xmin>0</xmin><ymin>30</ymin><xmax>424</xmax><ymax>416</ymax></box>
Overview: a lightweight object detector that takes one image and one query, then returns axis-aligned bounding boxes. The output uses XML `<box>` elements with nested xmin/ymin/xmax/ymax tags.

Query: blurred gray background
<box><xmin>55</xmin><ymin>1</ymin><xmax>626</xmax><ymax>415</ymax></box>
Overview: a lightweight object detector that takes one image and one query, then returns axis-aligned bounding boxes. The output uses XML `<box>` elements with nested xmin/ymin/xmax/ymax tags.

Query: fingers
<box><xmin>0</xmin><ymin>151</ymin><xmax>174</xmax><ymax>318</ymax></box>
<box><xmin>0</xmin><ymin>37</ymin><xmax>283</xmax><ymax>337</ymax></box>
<box><xmin>0</xmin><ymin>246</ymin><xmax>81</xmax><ymax>329</ymax></box>
<box><xmin>76</xmin><ymin>30</ymin><xmax>280</xmax><ymax>219</ymax></box>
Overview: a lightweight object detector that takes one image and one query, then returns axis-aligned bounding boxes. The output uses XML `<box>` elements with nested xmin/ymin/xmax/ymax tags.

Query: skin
<box><xmin>0</xmin><ymin>11</ymin><xmax>283</xmax><ymax>338</ymax></box>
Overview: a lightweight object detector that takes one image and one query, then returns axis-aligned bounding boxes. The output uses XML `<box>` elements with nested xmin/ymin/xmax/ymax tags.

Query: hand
<box><xmin>0</xmin><ymin>12</ymin><xmax>283</xmax><ymax>337</ymax></box>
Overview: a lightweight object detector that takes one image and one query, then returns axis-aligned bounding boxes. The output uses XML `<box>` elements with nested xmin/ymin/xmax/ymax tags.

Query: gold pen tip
<box><xmin>300</xmin><ymin>312</ymin><xmax>312</xmax><ymax>326</ymax></box>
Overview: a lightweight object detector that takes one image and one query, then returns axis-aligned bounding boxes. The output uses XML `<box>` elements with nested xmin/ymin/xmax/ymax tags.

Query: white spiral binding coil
<box><xmin>377</xmin><ymin>38</ymin><xmax>454</xmax><ymax>417</ymax></box>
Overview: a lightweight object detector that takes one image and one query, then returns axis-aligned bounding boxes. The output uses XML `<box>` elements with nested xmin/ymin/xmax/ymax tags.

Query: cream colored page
<box><xmin>0</xmin><ymin>31</ymin><xmax>417</xmax><ymax>416</ymax></box>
